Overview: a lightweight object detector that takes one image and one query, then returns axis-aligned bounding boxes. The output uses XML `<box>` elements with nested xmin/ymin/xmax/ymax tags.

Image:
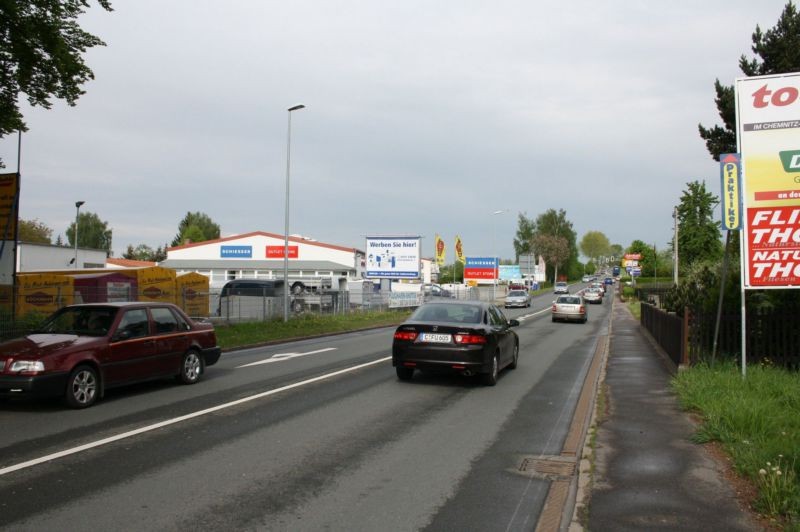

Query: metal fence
<box><xmin>640</xmin><ymin>302</ymin><xmax>685</xmax><ymax>367</ymax></box>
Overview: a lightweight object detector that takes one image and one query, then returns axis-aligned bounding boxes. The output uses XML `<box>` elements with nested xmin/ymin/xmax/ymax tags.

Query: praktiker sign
<box><xmin>736</xmin><ymin>73</ymin><xmax>800</xmax><ymax>288</ymax></box>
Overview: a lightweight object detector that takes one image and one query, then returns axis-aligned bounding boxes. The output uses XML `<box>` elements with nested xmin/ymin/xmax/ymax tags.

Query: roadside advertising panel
<box><xmin>720</xmin><ymin>154</ymin><xmax>743</xmax><ymax>230</ymax></box>
<box><xmin>736</xmin><ymin>73</ymin><xmax>800</xmax><ymax>288</ymax></box>
<box><xmin>16</xmin><ymin>273</ymin><xmax>73</xmax><ymax>317</ymax></box>
<box><xmin>176</xmin><ymin>272</ymin><xmax>210</xmax><ymax>316</ymax></box>
<box><xmin>455</xmin><ymin>235</ymin><xmax>465</xmax><ymax>263</ymax></box>
<box><xmin>499</xmin><ymin>265</ymin><xmax>521</xmax><ymax>281</ymax></box>
<box><xmin>135</xmin><ymin>266</ymin><xmax>177</xmax><ymax>302</ymax></box>
<box><xmin>464</xmin><ymin>257</ymin><xmax>497</xmax><ymax>280</ymax></box>
<box><xmin>365</xmin><ymin>237</ymin><xmax>420</xmax><ymax>279</ymax></box>
<box><xmin>0</xmin><ymin>172</ymin><xmax>19</xmax><ymax>308</ymax></box>
<box><xmin>434</xmin><ymin>234</ymin><xmax>445</xmax><ymax>266</ymax></box>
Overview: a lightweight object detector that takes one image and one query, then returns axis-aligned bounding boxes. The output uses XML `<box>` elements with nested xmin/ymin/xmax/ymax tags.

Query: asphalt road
<box><xmin>0</xmin><ymin>284</ymin><xmax>610</xmax><ymax>531</ymax></box>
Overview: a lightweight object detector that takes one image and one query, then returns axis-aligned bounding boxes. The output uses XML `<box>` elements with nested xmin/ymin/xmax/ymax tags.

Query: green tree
<box><xmin>18</xmin><ymin>218</ymin><xmax>52</xmax><ymax>243</ymax></box>
<box><xmin>66</xmin><ymin>211</ymin><xmax>112</xmax><ymax>255</ymax></box>
<box><xmin>172</xmin><ymin>212</ymin><xmax>220</xmax><ymax>246</ymax></box>
<box><xmin>122</xmin><ymin>243</ymin><xmax>165</xmax><ymax>262</ymax></box>
<box><xmin>532</xmin><ymin>233</ymin><xmax>570</xmax><ymax>283</ymax></box>
<box><xmin>676</xmin><ymin>181</ymin><xmax>723</xmax><ymax>272</ymax></box>
<box><xmin>0</xmin><ymin>1</ymin><xmax>113</xmax><ymax>168</ymax></box>
<box><xmin>610</xmin><ymin>244</ymin><xmax>624</xmax><ymax>261</ymax></box>
<box><xmin>579</xmin><ymin>231</ymin><xmax>611</xmax><ymax>264</ymax></box>
<box><xmin>626</xmin><ymin>240</ymin><xmax>657</xmax><ymax>278</ymax></box>
<box><xmin>699</xmin><ymin>2</ymin><xmax>800</xmax><ymax>160</ymax></box>
<box><xmin>532</xmin><ymin>208</ymin><xmax>579</xmax><ymax>281</ymax></box>
<box><xmin>513</xmin><ymin>213</ymin><xmax>535</xmax><ymax>261</ymax></box>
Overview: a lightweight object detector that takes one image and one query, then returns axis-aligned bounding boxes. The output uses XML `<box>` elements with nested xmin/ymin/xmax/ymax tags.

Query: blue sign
<box><xmin>465</xmin><ymin>257</ymin><xmax>497</xmax><ymax>268</ymax></box>
<box><xmin>220</xmin><ymin>245</ymin><xmax>252</xmax><ymax>258</ymax></box>
<box><xmin>499</xmin><ymin>265</ymin><xmax>521</xmax><ymax>280</ymax></box>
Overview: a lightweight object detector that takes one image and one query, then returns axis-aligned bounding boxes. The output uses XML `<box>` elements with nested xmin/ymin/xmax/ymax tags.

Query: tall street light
<box><xmin>284</xmin><ymin>104</ymin><xmax>305</xmax><ymax>322</ymax></box>
<box><xmin>492</xmin><ymin>209</ymin><xmax>507</xmax><ymax>302</ymax></box>
<box><xmin>74</xmin><ymin>201</ymin><xmax>85</xmax><ymax>269</ymax></box>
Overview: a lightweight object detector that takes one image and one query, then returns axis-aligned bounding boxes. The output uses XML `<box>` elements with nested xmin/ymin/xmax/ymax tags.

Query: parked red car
<box><xmin>0</xmin><ymin>302</ymin><xmax>221</xmax><ymax>408</ymax></box>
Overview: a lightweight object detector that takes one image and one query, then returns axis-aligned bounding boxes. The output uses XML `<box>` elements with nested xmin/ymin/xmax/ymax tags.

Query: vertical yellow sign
<box><xmin>435</xmin><ymin>234</ymin><xmax>445</xmax><ymax>265</ymax></box>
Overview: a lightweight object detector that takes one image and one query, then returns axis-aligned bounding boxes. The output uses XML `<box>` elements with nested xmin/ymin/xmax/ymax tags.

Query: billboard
<box><xmin>365</xmin><ymin>237</ymin><xmax>420</xmax><ymax>279</ymax></box>
<box><xmin>464</xmin><ymin>257</ymin><xmax>497</xmax><ymax>280</ymax></box>
<box><xmin>736</xmin><ymin>73</ymin><xmax>800</xmax><ymax>288</ymax></box>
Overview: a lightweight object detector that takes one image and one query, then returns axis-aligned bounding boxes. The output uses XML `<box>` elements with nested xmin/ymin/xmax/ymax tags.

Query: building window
<box><xmin>227</xmin><ymin>270</ymin><xmax>237</xmax><ymax>281</ymax></box>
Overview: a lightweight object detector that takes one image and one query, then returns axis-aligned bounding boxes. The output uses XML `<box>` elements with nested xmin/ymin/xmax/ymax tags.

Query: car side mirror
<box><xmin>113</xmin><ymin>329</ymin><xmax>132</xmax><ymax>342</ymax></box>
<box><xmin>509</xmin><ymin>319</ymin><xmax>520</xmax><ymax>327</ymax></box>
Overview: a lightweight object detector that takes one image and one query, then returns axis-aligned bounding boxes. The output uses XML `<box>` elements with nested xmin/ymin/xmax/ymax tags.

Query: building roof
<box><xmin>167</xmin><ymin>231</ymin><xmax>363</xmax><ymax>254</ymax></box>
<box><xmin>159</xmin><ymin>259</ymin><xmax>356</xmax><ymax>272</ymax></box>
<box><xmin>106</xmin><ymin>258</ymin><xmax>157</xmax><ymax>268</ymax></box>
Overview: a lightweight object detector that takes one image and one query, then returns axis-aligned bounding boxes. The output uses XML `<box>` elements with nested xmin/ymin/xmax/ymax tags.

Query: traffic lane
<box><xmin>0</xmin><ymin>326</ymin><xmax>397</xmax><ymax>455</ymax></box>
<box><xmin>0</xmin><ymin>304</ymin><xmax>608</xmax><ymax>530</ymax></box>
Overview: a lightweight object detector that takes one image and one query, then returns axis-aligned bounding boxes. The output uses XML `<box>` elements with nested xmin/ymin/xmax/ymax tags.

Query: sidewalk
<box><xmin>585</xmin><ymin>301</ymin><xmax>758</xmax><ymax>531</ymax></box>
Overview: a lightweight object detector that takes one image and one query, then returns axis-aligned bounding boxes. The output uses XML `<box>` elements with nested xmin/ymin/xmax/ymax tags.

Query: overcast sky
<box><xmin>0</xmin><ymin>1</ymin><xmax>789</xmax><ymax>261</ymax></box>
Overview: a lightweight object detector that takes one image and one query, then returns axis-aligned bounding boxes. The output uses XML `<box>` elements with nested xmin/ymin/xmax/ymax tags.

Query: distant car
<box><xmin>504</xmin><ymin>290</ymin><xmax>531</xmax><ymax>308</ymax></box>
<box><xmin>583</xmin><ymin>287</ymin><xmax>603</xmax><ymax>304</ymax></box>
<box><xmin>392</xmin><ymin>300</ymin><xmax>520</xmax><ymax>386</ymax></box>
<box><xmin>581</xmin><ymin>275</ymin><xmax>591</xmax><ymax>282</ymax></box>
<box><xmin>0</xmin><ymin>302</ymin><xmax>221</xmax><ymax>408</ymax></box>
<box><xmin>552</xmin><ymin>295</ymin><xmax>588</xmax><ymax>323</ymax></box>
<box><xmin>423</xmin><ymin>283</ymin><xmax>453</xmax><ymax>299</ymax></box>
<box><xmin>604</xmin><ymin>277</ymin><xmax>614</xmax><ymax>286</ymax></box>
<box><xmin>554</xmin><ymin>281</ymin><xmax>569</xmax><ymax>294</ymax></box>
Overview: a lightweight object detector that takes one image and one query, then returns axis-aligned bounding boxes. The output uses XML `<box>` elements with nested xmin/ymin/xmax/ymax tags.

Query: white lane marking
<box><xmin>236</xmin><ymin>347</ymin><xmax>337</xmax><ymax>368</ymax></box>
<box><xmin>0</xmin><ymin>356</ymin><xmax>392</xmax><ymax>477</ymax></box>
<box><xmin>516</xmin><ymin>307</ymin><xmax>552</xmax><ymax>321</ymax></box>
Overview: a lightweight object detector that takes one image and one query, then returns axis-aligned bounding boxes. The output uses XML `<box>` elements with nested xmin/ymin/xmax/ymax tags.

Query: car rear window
<box><xmin>411</xmin><ymin>304</ymin><xmax>482</xmax><ymax>324</ymax></box>
<box><xmin>559</xmin><ymin>296</ymin><xmax>581</xmax><ymax>305</ymax></box>
<box><xmin>508</xmin><ymin>291</ymin><xmax>526</xmax><ymax>297</ymax></box>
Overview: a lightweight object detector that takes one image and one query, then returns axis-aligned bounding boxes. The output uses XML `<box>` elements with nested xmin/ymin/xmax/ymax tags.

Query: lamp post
<box><xmin>672</xmin><ymin>206</ymin><xmax>679</xmax><ymax>285</ymax></box>
<box><xmin>74</xmin><ymin>201</ymin><xmax>85</xmax><ymax>269</ymax></box>
<box><xmin>491</xmin><ymin>209</ymin><xmax>507</xmax><ymax>302</ymax></box>
<box><xmin>284</xmin><ymin>104</ymin><xmax>305</xmax><ymax>322</ymax></box>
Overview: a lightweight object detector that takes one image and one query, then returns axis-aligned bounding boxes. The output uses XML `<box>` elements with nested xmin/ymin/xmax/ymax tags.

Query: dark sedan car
<box><xmin>392</xmin><ymin>300</ymin><xmax>519</xmax><ymax>386</ymax></box>
<box><xmin>0</xmin><ymin>302</ymin><xmax>221</xmax><ymax>408</ymax></box>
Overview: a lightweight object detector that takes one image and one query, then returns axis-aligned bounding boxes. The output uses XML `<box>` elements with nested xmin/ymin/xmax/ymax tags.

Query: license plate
<box><xmin>420</xmin><ymin>333</ymin><xmax>452</xmax><ymax>343</ymax></box>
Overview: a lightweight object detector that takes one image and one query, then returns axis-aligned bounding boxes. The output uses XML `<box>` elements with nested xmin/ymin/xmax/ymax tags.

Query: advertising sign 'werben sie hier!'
<box><xmin>736</xmin><ymin>73</ymin><xmax>800</xmax><ymax>288</ymax></box>
<box><xmin>365</xmin><ymin>237</ymin><xmax>420</xmax><ymax>279</ymax></box>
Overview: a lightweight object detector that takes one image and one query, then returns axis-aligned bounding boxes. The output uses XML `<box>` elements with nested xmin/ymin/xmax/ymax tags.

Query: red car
<box><xmin>0</xmin><ymin>302</ymin><xmax>221</xmax><ymax>408</ymax></box>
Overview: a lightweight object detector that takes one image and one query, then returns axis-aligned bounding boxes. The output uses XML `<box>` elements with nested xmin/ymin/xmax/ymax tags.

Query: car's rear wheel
<box><xmin>482</xmin><ymin>353</ymin><xmax>499</xmax><ymax>386</ymax></box>
<box><xmin>65</xmin><ymin>365</ymin><xmax>99</xmax><ymax>409</ymax></box>
<box><xmin>509</xmin><ymin>342</ymin><xmax>519</xmax><ymax>369</ymax></box>
<box><xmin>396</xmin><ymin>366</ymin><xmax>414</xmax><ymax>381</ymax></box>
<box><xmin>180</xmin><ymin>350</ymin><xmax>203</xmax><ymax>384</ymax></box>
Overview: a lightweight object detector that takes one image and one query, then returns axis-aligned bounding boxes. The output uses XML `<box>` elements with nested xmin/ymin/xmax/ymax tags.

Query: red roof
<box><xmin>167</xmin><ymin>231</ymin><xmax>361</xmax><ymax>254</ymax></box>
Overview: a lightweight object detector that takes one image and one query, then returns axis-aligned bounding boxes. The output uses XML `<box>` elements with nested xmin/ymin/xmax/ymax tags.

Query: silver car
<box><xmin>554</xmin><ymin>281</ymin><xmax>569</xmax><ymax>294</ymax></box>
<box><xmin>552</xmin><ymin>295</ymin><xmax>587</xmax><ymax>323</ymax></box>
<box><xmin>504</xmin><ymin>290</ymin><xmax>531</xmax><ymax>308</ymax></box>
<box><xmin>583</xmin><ymin>287</ymin><xmax>603</xmax><ymax>304</ymax></box>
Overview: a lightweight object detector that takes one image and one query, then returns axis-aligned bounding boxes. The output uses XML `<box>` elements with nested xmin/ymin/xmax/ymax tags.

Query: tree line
<box><xmin>17</xmin><ymin>211</ymin><xmax>221</xmax><ymax>262</ymax></box>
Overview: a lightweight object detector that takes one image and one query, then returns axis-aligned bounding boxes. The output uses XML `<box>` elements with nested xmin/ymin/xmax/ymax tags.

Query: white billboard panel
<box><xmin>365</xmin><ymin>237</ymin><xmax>420</xmax><ymax>279</ymax></box>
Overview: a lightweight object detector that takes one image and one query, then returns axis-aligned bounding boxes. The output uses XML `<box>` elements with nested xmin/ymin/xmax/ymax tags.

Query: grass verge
<box><xmin>214</xmin><ymin>309</ymin><xmax>412</xmax><ymax>350</ymax></box>
<box><xmin>672</xmin><ymin>361</ymin><xmax>800</xmax><ymax>529</ymax></box>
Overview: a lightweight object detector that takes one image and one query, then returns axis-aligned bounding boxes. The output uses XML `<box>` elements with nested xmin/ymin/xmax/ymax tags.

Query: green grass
<box><xmin>627</xmin><ymin>300</ymin><xmax>641</xmax><ymax>320</ymax></box>
<box><xmin>673</xmin><ymin>362</ymin><xmax>800</xmax><ymax>528</ymax></box>
<box><xmin>214</xmin><ymin>309</ymin><xmax>412</xmax><ymax>349</ymax></box>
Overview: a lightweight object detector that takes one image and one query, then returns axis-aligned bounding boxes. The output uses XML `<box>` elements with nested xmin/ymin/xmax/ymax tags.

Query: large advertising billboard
<box><xmin>365</xmin><ymin>237</ymin><xmax>420</xmax><ymax>279</ymax></box>
<box><xmin>464</xmin><ymin>257</ymin><xmax>498</xmax><ymax>281</ymax></box>
<box><xmin>736</xmin><ymin>73</ymin><xmax>800</xmax><ymax>288</ymax></box>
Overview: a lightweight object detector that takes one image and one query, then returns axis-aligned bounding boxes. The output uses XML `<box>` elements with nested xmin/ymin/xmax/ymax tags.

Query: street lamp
<box><xmin>492</xmin><ymin>209</ymin><xmax>507</xmax><ymax>302</ymax></box>
<box><xmin>284</xmin><ymin>104</ymin><xmax>305</xmax><ymax>322</ymax></box>
<box><xmin>74</xmin><ymin>201</ymin><xmax>85</xmax><ymax>269</ymax></box>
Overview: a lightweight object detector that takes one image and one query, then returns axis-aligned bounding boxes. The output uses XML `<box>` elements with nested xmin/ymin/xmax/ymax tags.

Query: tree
<box><xmin>579</xmin><ymin>231</ymin><xmax>611</xmax><ymax>264</ymax></box>
<box><xmin>699</xmin><ymin>2</ymin><xmax>800</xmax><ymax>160</ymax></box>
<box><xmin>513</xmin><ymin>213</ymin><xmax>535</xmax><ymax>261</ymax></box>
<box><xmin>533</xmin><ymin>208</ymin><xmax>579</xmax><ymax>281</ymax></box>
<box><xmin>626</xmin><ymin>240</ymin><xmax>657</xmax><ymax>277</ymax></box>
<box><xmin>172</xmin><ymin>212</ymin><xmax>220</xmax><ymax>246</ymax></box>
<box><xmin>18</xmin><ymin>218</ymin><xmax>52</xmax><ymax>244</ymax></box>
<box><xmin>0</xmin><ymin>1</ymin><xmax>113</xmax><ymax>168</ymax></box>
<box><xmin>532</xmin><ymin>233</ymin><xmax>570</xmax><ymax>283</ymax></box>
<box><xmin>676</xmin><ymin>181</ymin><xmax>723</xmax><ymax>272</ymax></box>
<box><xmin>610</xmin><ymin>244</ymin><xmax>624</xmax><ymax>262</ymax></box>
<box><xmin>66</xmin><ymin>211</ymin><xmax>112</xmax><ymax>255</ymax></box>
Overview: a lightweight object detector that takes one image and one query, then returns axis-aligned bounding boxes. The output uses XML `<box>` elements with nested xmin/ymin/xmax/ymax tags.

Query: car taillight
<box><xmin>579</xmin><ymin>306</ymin><xmax>586</xmax><ymax>314</ymax></box>
<box><xmin>394</xmin><ymin>331</ymin><xmax>418</xmax><ymax>341</ymax></box>
<box><xmin>454</xmin><ymin>334</ymin><xmax>487</xmax><ymax>345</ymax></box>
<box><xmin>552</xmin><ymin>304</ymin><xmax>557</xmax><ymax>311</ymax></box>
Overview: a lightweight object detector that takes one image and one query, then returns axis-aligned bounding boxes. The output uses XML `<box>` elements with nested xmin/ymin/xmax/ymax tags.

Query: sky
<box><xmin>0</xmin><ymin>1</ymin><xmax>790</xmax><ymax>262</ymax></box>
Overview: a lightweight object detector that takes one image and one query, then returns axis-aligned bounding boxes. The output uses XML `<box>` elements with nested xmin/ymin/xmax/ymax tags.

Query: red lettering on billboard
<box><xmin>752</xmin><ymin>84</ymin><xmax>800</xmax><ymax>108</ymax></box>
<box><xmin>747</xmin><ymin>207</ymin><xmax>800</xmax><ymax>286</ymax></box>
